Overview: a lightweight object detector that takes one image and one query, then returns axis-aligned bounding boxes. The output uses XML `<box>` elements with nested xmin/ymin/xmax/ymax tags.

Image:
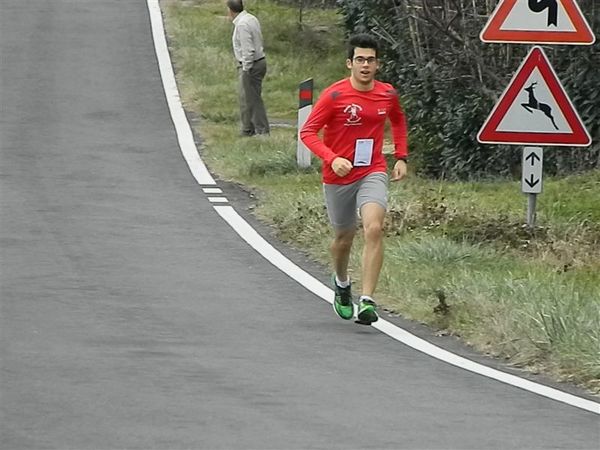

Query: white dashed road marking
<box><xmin>203</xmin><ymin>187</ymin><xmax>223</xmax><ymax>194</ymax></box>
<box><xmin>208</xmin><ymin>197</ymin><xmax>229</xmax><ymax>204</ymax></box>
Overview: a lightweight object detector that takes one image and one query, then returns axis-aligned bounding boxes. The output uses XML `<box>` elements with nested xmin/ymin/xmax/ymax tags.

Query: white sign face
<box><xmin>499</xmin><ymin>0</ymin><xmax>575</xmax><ymax>32</ymax></box>
<box><xmin>522</xmin><ymin>147</ymin><xmax>543</xmax><ymax>194</ymax></box>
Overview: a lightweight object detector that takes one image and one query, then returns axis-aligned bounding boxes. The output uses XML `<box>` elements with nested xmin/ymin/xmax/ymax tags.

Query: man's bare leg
<box><xmin>331</xmin><ymin>228</ymin><xmax>355</xmax><ymax>282</ymax></box>
<box><xmin>360</xmin><ymin>202</ymin><xmax>385</xmax><ymax>297</ymax></box>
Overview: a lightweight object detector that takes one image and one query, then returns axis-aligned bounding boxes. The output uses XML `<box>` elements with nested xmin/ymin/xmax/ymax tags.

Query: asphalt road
<box><xmin>1</xmin><ymin>1</ymin><xmax>598</xmax><ymax>449</ymax></box>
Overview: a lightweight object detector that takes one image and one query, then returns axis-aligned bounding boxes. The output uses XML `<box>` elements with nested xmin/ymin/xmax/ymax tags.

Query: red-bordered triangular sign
<box><xmin>478</xmin><ymin>46</ymin><xmax>591</xmax><ymax>146</ymax></box>
<box><xmin>481</xmin><ymin>0</ymin><xmax>595</xmax><ymax>45</ymax></box>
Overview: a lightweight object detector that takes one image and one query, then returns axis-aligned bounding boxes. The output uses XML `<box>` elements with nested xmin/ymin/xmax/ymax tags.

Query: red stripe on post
<box><xmin>299</xmin><ymin>89</ymin><xmax>312</xmax><ymax>102</ymax></box>
<box><xmin>298</xmin><ymin>78</ymin><xmax>314</xmax><ymax>108</ymax></box>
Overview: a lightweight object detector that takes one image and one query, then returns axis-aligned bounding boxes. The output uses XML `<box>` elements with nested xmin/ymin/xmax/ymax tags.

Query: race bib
<box><xmin>353</xmin><ymin>139</ymin><xmax>374</xmax><ymax>166</ymax></box>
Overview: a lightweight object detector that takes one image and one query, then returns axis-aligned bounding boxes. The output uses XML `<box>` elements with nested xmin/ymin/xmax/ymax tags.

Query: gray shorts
<box><xmin>323</xmin><ymin>172</ymin><xmax>388</xmax><ymax>230</ymax></box>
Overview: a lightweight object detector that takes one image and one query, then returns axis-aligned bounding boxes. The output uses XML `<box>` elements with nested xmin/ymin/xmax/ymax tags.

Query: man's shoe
<box><xmin>332</xmin><ymin>274</ymin><xmax>354</xmax><ymax>320</ymax></box>
<box><xmin>356</xmin><ymin>298</ymin><xmax>378</xmax><ymax>325</ymax></box>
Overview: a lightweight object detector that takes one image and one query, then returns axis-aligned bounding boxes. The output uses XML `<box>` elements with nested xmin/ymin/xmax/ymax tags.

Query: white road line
<box><xmin>203</xmin><ymin>188</ymin><xmax>223</xmax><ymax>194</ymax></box>
<box><xmin>146</xmin><ymin>0</ymin><xmax>215</xmax><ymax>186</ymax></box>
<box><xmin>146</xmin><ymin>0</ymin><xmax>600</xmax><ymax>415</ymax></box>
<box><xmin>213</xmin><ymin>205</ymin><xmax>332</xmax><ymax>301</ymax></box>
<box><xmin>208</xmin><ymin>197</ymin><xmax>229</xmax><ymax>203</ymax></box>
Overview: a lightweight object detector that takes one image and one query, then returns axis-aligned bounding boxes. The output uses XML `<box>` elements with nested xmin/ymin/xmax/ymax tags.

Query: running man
<box><xmin>300</xmin><ymin>33</ymin><xmax>408</xmax><ymax>324</ymax></box>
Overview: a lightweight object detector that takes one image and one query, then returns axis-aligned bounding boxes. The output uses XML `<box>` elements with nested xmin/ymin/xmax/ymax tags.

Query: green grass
<box><xmin>165</xmin><ymin>0</ymin><xmax>346</xmax><ymax>122</ymax></box>
<box><xmin>163</xmin><ymin>0</ymin><xmax>600</xmax><ymax>393</ymax></box>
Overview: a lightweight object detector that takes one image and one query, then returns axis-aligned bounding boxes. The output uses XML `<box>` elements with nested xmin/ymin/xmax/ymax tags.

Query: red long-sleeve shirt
<box><xmin>300</xmin><ymin>78</ymin><xmax>408</xmax><ymax>185</ymax></box>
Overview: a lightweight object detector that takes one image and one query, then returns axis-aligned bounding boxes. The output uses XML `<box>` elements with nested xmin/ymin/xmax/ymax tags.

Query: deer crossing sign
<box><xmin>477</xmin><ymin>46</ymin><xmax>591</xmax><ymax>147</ymax></box>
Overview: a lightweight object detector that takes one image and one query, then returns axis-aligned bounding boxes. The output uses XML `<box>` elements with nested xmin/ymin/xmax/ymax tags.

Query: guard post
<box><xmin>297</xmin><ymin>78</ymin><xmax>313</xmax><ymax>168</ymax></box>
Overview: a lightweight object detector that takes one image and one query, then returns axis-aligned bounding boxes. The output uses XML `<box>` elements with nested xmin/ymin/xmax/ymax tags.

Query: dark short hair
<box><xmin>226</xmin><ymin>0</ymin><xmax>244</xmax><ymax>13</ymax></box>
<box><xmin>347</xmin><ymin>33</ymin><xmax>379</xmax><ymax>60</ymax></box>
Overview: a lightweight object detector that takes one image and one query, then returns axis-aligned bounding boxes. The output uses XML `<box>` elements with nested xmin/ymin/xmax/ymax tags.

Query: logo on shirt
<box><xmin>343</xmin><ymin>103</ymin><xmax>363</xmax><ymax>125</ymax></box>
<box><xmin>378</xmin><ymin>108</ymin><xmax>387</xmax><ymax>115</ymax></box>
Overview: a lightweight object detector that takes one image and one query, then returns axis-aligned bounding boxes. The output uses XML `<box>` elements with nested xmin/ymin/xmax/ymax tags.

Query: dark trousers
<box><xmin>238</xmin><ymin>58</ymin><xmax>269</xmax><ymax>135</ymax></box>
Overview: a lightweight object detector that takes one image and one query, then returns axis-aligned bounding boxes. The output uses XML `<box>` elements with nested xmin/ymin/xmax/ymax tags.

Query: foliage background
<box><xmin>330</xmin><ymin>0</ymin><xmax>599</xmax><ymax>179</ymax></box>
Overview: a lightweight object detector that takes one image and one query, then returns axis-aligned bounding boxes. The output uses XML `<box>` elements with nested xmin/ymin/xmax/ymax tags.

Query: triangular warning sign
<box><xmin>480</xmin><ymin>0</ymin><xmax>595</xmax><ymax>45</ymax></box>
<box><xmin>478</xmin><ymin>46</ymin><xmax>591</xmax><ymax>146</ymax></box>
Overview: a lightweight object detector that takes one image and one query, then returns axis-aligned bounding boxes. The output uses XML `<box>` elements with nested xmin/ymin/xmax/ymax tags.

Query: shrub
<box><xmin>337</xmin><ymin>0</ymin><xmax>600</xmax><ymax>179</ymax></box>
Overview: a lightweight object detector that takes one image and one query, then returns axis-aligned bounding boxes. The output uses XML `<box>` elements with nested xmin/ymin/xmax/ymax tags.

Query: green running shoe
<box><xmin>356</xmin><ymin>298</ymin><xmax>378</xmax><ymax>325</ymax></box>
<box><xmin>332</xmin><ymin>274</ymin><xmax>354</xmax><ymax>320</ymax></box>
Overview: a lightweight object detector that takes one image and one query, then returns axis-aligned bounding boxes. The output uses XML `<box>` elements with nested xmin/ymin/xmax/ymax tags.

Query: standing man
<box><xmin>300</xmin><ymin>33</ymin><xmax>408</xmax><ymax>325</ymax></box>
<box><xmin>226</xmin><ymin>0</ymin><xmax>270</xmax><ymax>136</ymax></box>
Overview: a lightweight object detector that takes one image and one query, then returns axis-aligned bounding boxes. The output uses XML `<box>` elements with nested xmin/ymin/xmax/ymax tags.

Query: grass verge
<box><xmin>162</xmin><ymin>0</ymin><xmax>600</xmax><ymax>393</ymax></box>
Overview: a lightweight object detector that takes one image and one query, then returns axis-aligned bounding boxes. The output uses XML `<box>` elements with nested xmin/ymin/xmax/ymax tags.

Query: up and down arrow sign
<box><xmin>522</xmin><ymin>147</ymin><xmax>543</xmax><ymax>194</ymax></box>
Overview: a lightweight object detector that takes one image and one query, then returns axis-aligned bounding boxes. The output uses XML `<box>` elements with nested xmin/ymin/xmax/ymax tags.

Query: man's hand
<box><xmin>331</xmin><ymin>157</ymin><xmax>353</xmax><ymax>177</ymax></box>
<box><xmin>390</xmin><ymin>159</ymin><xmax>407</xmax><ymax>182</ymax></box>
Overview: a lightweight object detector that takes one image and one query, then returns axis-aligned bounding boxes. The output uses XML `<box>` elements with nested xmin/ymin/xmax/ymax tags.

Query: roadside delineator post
<box><xmin>297</xmin><ymin>78</ymin><xmax>313</xmax><ymax>168</ymax></box>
